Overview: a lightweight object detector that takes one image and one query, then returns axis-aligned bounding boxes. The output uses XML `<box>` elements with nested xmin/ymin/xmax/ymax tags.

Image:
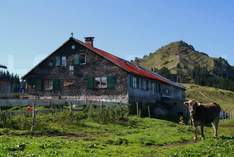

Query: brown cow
<box><xmin>184</xmin><ymin>99</ymin><xmax>221</xmax><ymax>140</ymax></box>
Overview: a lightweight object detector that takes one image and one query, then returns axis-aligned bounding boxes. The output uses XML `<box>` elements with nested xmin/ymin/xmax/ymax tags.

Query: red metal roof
<box><xmin>75</xmin><ymin>39</ymin><xmax>184</xmax><ymax>89</ymax></box>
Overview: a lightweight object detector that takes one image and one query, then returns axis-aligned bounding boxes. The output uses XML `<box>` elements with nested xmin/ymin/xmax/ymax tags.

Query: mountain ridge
<box><xmin>135</xmin><ymin>41</ymin><xmax>234</xmax><ymax>91</ymax></box>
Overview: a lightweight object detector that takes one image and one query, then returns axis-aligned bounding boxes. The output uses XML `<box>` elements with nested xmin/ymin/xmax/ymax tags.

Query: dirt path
<box><xmin>161</xmin><ymin>139</ymin><xmax>198</xmax><ymax>148</ymax></box>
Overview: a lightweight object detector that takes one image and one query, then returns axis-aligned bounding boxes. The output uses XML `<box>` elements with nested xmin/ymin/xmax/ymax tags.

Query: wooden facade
<box><xmin>22</xmin><ymin>37</ymin><xmax>186</xmax><ymax>115</ymax></box>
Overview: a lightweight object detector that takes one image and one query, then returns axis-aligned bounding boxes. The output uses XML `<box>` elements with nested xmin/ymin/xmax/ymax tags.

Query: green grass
<box><xmin>0</xmin><ymin>84</ymin><xmax>234</xmax><ymax>156</ymax></box>
<box><xmin>0</xmin><ymin>113</ymin><xmax>233</xmax><ymax>157</ymax></box>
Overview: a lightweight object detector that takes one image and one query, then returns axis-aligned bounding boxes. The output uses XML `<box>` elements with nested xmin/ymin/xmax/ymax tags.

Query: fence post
<box><xmin>31</xmin><ymin>102</ymin><xmax>36</xmax><ymax>134</ymax></box>
<box><xmin>70</xmin><ymin>102</ymin><xmax>74</xmax><ymax>122</ymax></box>
<box><xmin>136</xmin><ymin>102</ymin><xmax>139</xmax><ymax>117</ymax></box>
<box><xmin>70</xmin><ymin>102</ymin><xmax>73</xmax><ymax>114</ymax></box>
<box><xmin>88</xmin><ymin>104</ymin><xmax>92</xmax><ymax>119</ymax></box>
<box><xmin>147</xmin><ymin>105</ymin><xmax>151</xmax><ymax>118</ymax></box>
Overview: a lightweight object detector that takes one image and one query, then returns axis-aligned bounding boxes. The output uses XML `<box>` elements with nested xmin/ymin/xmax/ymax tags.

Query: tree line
<box><xmin>152</xmin><ymin>67</ymin><xmax>234</xmax><ymax>92</ymax></box>
<box><xmin>191</xmin><ymin>66</ymin><xmax>234</xmax><ymax>91</ymax></box>
<box><xmin>0</xmin><ymin>70</ymin><xmax>20</xmax><ymax>93</ymax></box>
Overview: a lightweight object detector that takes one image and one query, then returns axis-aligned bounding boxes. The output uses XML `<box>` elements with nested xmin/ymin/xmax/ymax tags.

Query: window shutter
<box><xmin>27</xmin><ymin>79</ymin><xmax>34</xmax><ymax>86</ymax></box>
<box><xmin>107</xmin><ymin>76</ymin><xmax>116</xmax><ymax>89</ymax></box>
<box><xmin>53</xmin><ymin>79</ymin><xmax>61</xmax><ymax>91</ymax></box>
<box><xmin>86</xmin><ymin>76</ymin><xmax>94</xmax><ymax>89</ymax></box>
<box><xmin>52</xmin><ymin>58</ymin><xmax>56</xmax><ymax>66</ymax></box>
<box><xmin>74</xmin><ymin>54</ymin><xmax>80</xmax><ymax>65</ymax></box>
<box><xmin>35</xmin><ymin>80</ymin><xmax>43</xmax><ymax>91</ymax></box>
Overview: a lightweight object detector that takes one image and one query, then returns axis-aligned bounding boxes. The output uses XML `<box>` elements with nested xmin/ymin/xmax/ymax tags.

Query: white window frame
<box><xmin>69</xmin><ymin>65</ymin><xmax>74</xmax><ymax>75</ymax></box>
<box><xmin>95</xmin><ymin>77</ymin><xmax>107</xmax><ymax>89</ymax></box>
<box><xmin>69</xmin><ymin>65</ymin><xmax>74</xmax><ymax>71</ymax></box>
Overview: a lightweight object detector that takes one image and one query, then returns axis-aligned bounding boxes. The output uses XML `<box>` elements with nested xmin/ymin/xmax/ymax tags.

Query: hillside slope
<box><xmin>137</xmin><ymin>41</ymin><xmax>212</xmax><ymax>75</ymax></box>
<box><xmin>135</xmin><ymin>41</ymin><xmax>234</xmax><ymax>88</ymax></box>
<box><xmin>184</xmin><ymin>84</ymin><xmax>234</xmax><ymax>114</ymax></box>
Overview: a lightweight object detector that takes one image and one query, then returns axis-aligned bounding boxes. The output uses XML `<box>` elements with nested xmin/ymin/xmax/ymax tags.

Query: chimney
<box><xmin>84</xmin><ymin>37</ymin><xmax>95</xmax><ymax>47</ymax></box>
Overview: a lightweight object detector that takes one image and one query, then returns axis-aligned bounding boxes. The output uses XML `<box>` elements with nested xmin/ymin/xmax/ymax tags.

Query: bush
<box><xmin>0</xmin><ymin>103</ymin><xmax>129</xmax><ymax>134</ymax></box>
<box><xmin>85</xmin><ymin>103</ymin><xmax>129</xmax><ymax>123</ymax></box>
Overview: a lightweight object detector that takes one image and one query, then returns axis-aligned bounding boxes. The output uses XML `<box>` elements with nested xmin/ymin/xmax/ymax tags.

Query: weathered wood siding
<box><xmin>128</xmin><ymin>74</ymin><xmax>162</xmax><ymax>104</ymax></box>
<box><xmin>127</xmin><ymin>73</ymin><xmax>186</xmax><ymax>117</ymax></box>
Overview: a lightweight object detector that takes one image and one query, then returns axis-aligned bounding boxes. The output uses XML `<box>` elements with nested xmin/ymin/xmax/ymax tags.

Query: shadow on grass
<box><xmin>219</xmin><ymin>135</ymin><xmax>234</xmax><ymax>140</ymax></box>
<box><xmin>0</xmin><ymin>128</ymin><xmax>87</xmax><ymax>138</ymax></box>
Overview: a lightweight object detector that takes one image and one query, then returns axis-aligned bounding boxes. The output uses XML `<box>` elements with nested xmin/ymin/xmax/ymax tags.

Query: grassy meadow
<box><xmin>0</xmin><ymin>84</ymin><xmax>233</xmax><ymax>157</ymax></box>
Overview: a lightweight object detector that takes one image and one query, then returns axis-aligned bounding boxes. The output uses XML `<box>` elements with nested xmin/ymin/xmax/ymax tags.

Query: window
<box><xmin>146</xmin><ymin>80</ymin><xmax>149</xmax><ymax>90</ymax></box>
<box><xmin>138</xmin><ymin>78</ymin><xmax>142</xmax><ymax>89</ymax></box>
<box><xmin>79</xmin><ymin>54</ymin><xmax>86</xmax><ymax>64</ymax></box>
<box><xmin>44</xmin><ymin>80</ymin><xmax>53</xmax><ymax>91</ymax></box>
<box><xmin>74</xmin><ymin>54</ymin><xmax>80</xmax><ymax>65</ymax></box>
<box><xmin>34</xmin><ymin>80</ymin><xmax>43</xmax><ymax>91</ymax></box>
<box><xmin>69</xmin><ymin>66</ymin><xmax>74</xmax><ymax>75</ymax></box>
<box><xmin>165</xmin><ymin>89</ymin><xmax>169</xmax><ymax>94</ymax></box>
<box><xmin>48</xmin><ymin>61</ymin><xmax>53</xmax><ymax>67</ymax></box>
<box><xmin>95</xmin><ymin>77</ymin><xmax>107</xmax><ymax>88</ymax></box>
<box><xmin>132</xmin><ymin>76</ymin><xmax>137</xmax><ymax>88</ymax></box>
<box><xmin>140</xmin><ymin>78</ymin><xmax>144</xmax><ymax>90</ymax></box>
<box><xmin>69</xmin><ymin>65</ymin><xmax>74</xmax><ymax>71</ymax></box>
<box><xmin>61</xmin><ymin>56</ymin><xmax>67</xmax><ymax>66</ymax></box>
<box><xmin>143</xmin><ymin>80</ymin><xmax>147</xmax><ymax>90</ymax></box>
<box><xmin>136</xmin><ymin>77</ymin><xmax>139</xmax><ymax>88</ymax></box>
<box><xmin>55</xmin><ymin>56</ymin><xmax>61</xmax><ymax>66</ymax></box>
<box><xmin>74</xmin><ymin>54</ymin><xmax>86</xmax><ymax>65</ymax></box>
<box><xmin>129</xmin><ymin>75</ymin><xmax>133</xmax><ymax>88</ymax></box>
<box><xmin>71</xmin><ymin>45</ymin><xmax>76</xmax><ymax>50</ymax></box>
<box><xmin>157</xmin><ymin>82</ymin><xmax>161</xmax><ymax>92</ymax></box>
<box><xmin>151</xmin><ymin>82</ymin><xmax>155</xmax><ymax>93</ymax></box>
<box><xmin>147</xmin><ymin>80</ymin><xmax>151</xmax><ymax>91</ymax></box>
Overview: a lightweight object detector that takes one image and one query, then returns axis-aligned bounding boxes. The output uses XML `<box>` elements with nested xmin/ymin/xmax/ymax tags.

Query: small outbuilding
<box><xmin>0</xmin><ymin>65</ymin><xmax>11</xmax><ymax>94</ymax></box>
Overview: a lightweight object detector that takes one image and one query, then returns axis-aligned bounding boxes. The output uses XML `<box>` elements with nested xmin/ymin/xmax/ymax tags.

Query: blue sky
<box><xmin>0</xmin><ymin>0</ymin><xmax>234</xmax><ymax>77</ymax></box>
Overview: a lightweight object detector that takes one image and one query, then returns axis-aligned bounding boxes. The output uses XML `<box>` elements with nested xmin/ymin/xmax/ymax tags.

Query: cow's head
<box><xmin>184</xmin><ymin>99</ymin><xmax>199</xmax><ymax>116</ymax></box>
